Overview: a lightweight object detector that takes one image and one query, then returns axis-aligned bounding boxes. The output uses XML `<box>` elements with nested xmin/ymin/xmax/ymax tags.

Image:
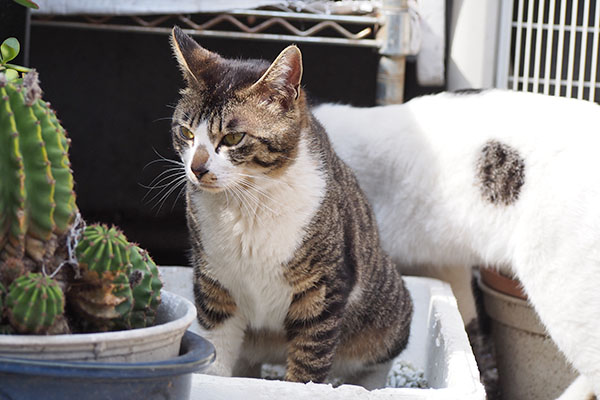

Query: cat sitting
<box><xmin>314</xmin><ymin>91</ymin><xmax>600</xmax><ymax>398</ymax></box>
<box><xmin>168</xmin><ymin>26</ymin><xmax>413</xmax><ymax>389</ymax></box>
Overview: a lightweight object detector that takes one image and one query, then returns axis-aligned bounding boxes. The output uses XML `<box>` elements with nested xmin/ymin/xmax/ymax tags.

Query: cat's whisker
<box><xmin>235</xmin><ymin>180</ymin><xmax>279</xmax><ymax>216</ymax></box>
<box><xmin>143</xmin><ymin>158</ymin><xmax>181</xmax><ymax>170</ymax></box>
<box><xmin>143</xmin><ymin>149</ymin><xmax>184</xmax><ymax>171</ymax></box>
<box><xmin>152</xmin><ymin>176</ymin><xmax>188</xmax><ymax>213</ymax></box>
<box><xmin>152</xmin><ymin>148</ymin><xmax>184</xmax><ymax>164</ymax></box>
<box><xmin>228</xmin><ymin>185</ymin><xmax>255</xmax><ymax>218</ymax></box>
<box><xmin>239</xmin><ymin>183</ymin><xmax>282</xmax><ymax>213</ymax></box>
<box><xmin>152</xmin><ymin>116</ymin><xmax>175</xmax><ymax>123</ymax></box>
<box><xmin>171</xmin><ymin>183</ymin><xmax>188</xmax><ymax>212</ymax></box>
<box><xmin>140</xmin><ymin>173</ymin><xmax>186</xmax><ymax>200</ymax></box>
<box><xmin>233</xmin><ymin>183</ymin><xmax>266</xmax><ymax>219</ymax></box>
<box><xmin>142</xmin><ymin>172</ymin><xmax>186</xmax><ymax>204</ymax></box>
<box><xmin>223</xmin><ymin>187</ymin><xmax>231</xmax><ymax>208</ymax></box>
<box><xmin>237</xmin><ymin>176</ymin><xmax>289</xmax><ymax>208</ymax></box>
<box><xmin>143</xmin><ymin>167</ymin><xmax>186</xmax><ymax>189</ymax></box>
<box><xmin>234</xmin><ymin>171</ymin><xmax>311</xmax><ymax>191</ymax></box>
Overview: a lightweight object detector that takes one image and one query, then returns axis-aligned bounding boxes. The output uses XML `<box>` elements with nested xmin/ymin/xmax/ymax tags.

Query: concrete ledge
<box><xmin>159</xmin><ymin>266</ymin><xmax>485</xmax><ymax>400</ymax></box>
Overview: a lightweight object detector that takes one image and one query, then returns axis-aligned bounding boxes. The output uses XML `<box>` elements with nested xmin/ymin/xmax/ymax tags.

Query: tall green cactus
<box><xmin>5</xmin><ymin>273</ymin><xmax>65</xmax><ymax>334</ymax></box>
<box><xmin>0</xmin><ymin>70</ymin><xmax>77</xmax><ymax>262</ymax></box>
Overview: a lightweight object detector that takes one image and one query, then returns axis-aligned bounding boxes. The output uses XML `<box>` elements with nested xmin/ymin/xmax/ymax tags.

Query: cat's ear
<box><xmin>252</xmin><ymin>45</ymin><xmax>303</xmax><ymax>109</ymax></box>
<box><xmin>170</xmin><ymin>26</ymin><xmax>220</xmax><ymax>85</ymax></box>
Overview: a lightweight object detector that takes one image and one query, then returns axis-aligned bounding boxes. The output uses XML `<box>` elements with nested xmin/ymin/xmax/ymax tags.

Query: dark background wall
<box><xmin>7</xmin><ymin>18</ymin><xmax>444</xmax><ymax>266</ymax></box>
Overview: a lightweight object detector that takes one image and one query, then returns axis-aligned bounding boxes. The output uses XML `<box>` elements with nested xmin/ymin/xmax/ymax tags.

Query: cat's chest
<box><xmin>198</xmin><ymin>201</ymin><xmax>311</xmax><ymax>329</ymax></box>
<box><xmin>191</xmin><ymin>158</ymin><xmax>325</xmax><ymax>329</ymax></box>
<box><xmin>205</xmin><ymin>208</ymin><xmax>302</xmax><ymax>329</ymax></box>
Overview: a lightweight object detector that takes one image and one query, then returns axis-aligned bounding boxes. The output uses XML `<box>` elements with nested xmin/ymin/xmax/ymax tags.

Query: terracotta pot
<box><xmin>478</xmin><ymin>268</ymin><xmax>577</xmax><ymax>400</ymax></box>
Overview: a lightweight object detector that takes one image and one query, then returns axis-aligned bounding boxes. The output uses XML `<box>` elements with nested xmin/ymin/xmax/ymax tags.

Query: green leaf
<box><xmin>5</xmin><ymin>63</ymin><xmax>30</xmax><ymax>73</ymax></box>
<box><xmin>12</xmin><ymin>0</ymin><xmax>40</xmax><ymax>9</ymax></box>
<box><xmin>5</xmin><ymin>69</ymin><xmax>19</xmax><ymax>81</ymax></box>
<box><xmin>1</xmin><ymin>38</ymin><xmax>20</xmax><ymax>63</ymax></box>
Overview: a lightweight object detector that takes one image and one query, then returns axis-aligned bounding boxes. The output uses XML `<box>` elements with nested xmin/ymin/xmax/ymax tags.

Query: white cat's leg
<box><xmin>200</xmin><ymin>314</ymin><xmax>247</xmax><ymax>377</ymax></box>
<box><xmin>514</xmin><ymin>257</ymin><xmax>600</xmax><ymax>397</ymax></box>
<box><xmin>400</xmin><ymin>263</ymin><xmax>477</xmax><ymax>324</ymax></box>
<box><xmin>556</xmin><ymin>375</ymin><xmax>595</xmax><ymax>400</ymax></box>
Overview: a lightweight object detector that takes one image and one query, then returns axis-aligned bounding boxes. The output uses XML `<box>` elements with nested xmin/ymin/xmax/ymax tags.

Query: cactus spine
<box><xmin>5</xmin><ymin>273</ymin><xmax>65</xmax><ymax>334</ymax></box>
<box><xmin>0</xmin><ymin>71</ymin><xmax>77</xmax><ymax>263</ymax></box>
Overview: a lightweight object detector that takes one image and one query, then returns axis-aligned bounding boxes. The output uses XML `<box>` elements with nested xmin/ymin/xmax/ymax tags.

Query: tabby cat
<box><xmin>314</xmin><ymin>92</ymin><xmax>600</xmax><ymax>398</ymax></box>
<box><xmin>168</xmin><ymin>26</ymin><xmax>412</xmax><ymax>388</ymax></box>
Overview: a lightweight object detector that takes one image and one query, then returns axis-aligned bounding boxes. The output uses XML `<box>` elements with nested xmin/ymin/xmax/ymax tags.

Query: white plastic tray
<box><xmin>159</xmin><ymin>267</ymin><xmax>485</xmax><ymax>400</ymax></box>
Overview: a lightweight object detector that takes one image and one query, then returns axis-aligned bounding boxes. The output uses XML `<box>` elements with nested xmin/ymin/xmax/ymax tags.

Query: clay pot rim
<box><xmin>479</xmin><ymin>267</ymin><xmax>527</xmax><ymax>300</ymax></box>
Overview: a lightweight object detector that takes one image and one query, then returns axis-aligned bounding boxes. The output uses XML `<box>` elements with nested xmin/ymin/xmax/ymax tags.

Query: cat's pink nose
<box><xmin>192</xmin><ymin>147</ymin><xmax>209</xmax><ymax>178</ymax></box>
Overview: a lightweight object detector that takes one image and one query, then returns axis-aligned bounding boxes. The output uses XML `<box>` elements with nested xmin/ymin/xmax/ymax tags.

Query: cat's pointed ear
<box><xmin>170</xmin><ymin>26</ymin><xmax>219</xmax><ymax>84</ymax></box>
<box><xmin>252</xmin><ymin>45</ymin><xmax>303</xmax><ymax>108</ymax></box>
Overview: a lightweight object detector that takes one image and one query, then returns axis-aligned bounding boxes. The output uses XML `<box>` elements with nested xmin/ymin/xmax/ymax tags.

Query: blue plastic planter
<box><xmin>0</xmin><ymin>330</ymin><xmax>214</xmax><ymax>400</ymax></box>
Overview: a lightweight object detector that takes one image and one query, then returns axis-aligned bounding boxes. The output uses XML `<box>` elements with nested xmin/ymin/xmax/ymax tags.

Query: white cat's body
<box><xmin>314</xmin><ymin>90</ymin><xmax>600</xmax><ymax>397</ymax></box>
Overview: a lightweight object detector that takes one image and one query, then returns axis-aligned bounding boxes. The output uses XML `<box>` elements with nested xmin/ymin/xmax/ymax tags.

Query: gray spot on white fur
<box><xmin>477</xmin><ymin>140</ymin><xmax>525</xmax><ymax>205</ymax></box>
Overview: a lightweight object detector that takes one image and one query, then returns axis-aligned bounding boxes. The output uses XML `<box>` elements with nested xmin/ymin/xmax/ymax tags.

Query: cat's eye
<box><xmin>221</xmin><ymin>132</ymin><xmax>245</xmax><ymax>147</ymax></box>
<box><xmin>179</xmin><ymin>126</ymin><xmax>194</xmax><ymax>141</ymax></box>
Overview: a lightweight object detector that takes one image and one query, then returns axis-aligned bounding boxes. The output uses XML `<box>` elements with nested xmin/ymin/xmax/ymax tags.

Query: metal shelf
<box><xmin>30</xmin><ymin>0</ymin><xmax>412</xmax><ymax>104</ymax></box>
<box><xmin>31</xmin><ymin>9</ymin><xmax>382</xmax><ymax>48</ymax></box>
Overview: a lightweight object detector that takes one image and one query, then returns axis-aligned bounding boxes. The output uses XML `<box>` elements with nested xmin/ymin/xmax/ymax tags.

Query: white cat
<box><xmin>314</xmin><ymin>90</ymin><xmax>600</xmax><ymax>398</ymax></box>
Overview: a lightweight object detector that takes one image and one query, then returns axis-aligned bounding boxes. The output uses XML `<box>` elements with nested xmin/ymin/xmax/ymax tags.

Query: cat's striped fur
<box><xmin>169</xmin><ymin>26</ymin><xmax>412</xmax><ymax>386</ymax></box>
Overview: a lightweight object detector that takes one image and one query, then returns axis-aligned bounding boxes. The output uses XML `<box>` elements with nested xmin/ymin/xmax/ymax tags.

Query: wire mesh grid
<box><xmin>500</xmin><ymin>0</ymin><xmax>600</xmax><ymax>103</ymax></box>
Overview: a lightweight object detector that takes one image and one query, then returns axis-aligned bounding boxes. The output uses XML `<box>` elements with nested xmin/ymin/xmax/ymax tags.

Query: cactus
<box><xmin>0</xmin><ymin>62</ymin><xmax>162</xmax><ymax>334</ymax></box>
<box><xmin>70</xmin><ymin>224</ymin><xmax>133</xmax><ymax>330</ymax></box>
<box><xmin>0</xmin><ymin>257</ymin><xmax>25</xmax><ymax>287</ymax></box>
<box><xmin>0</xmin><ymin>70</ymin><xmax>77</xmax><ymax>263</ymax></box>
<box><xmin>5</xmin><ymin>273</ymin><xmax>65</xmax><ymax>334</ymax></box>
<box><xmin>128</xmin><ymin>246</ymin><xmax>162</xmax><ymax>328</ymax></box>
<box><xmin>69</xmin><ymin>224</ymin><xmax>162</xmax><ymax>331</ymax></box>
<box><xmin>0</xmin><ymin>280</ymin><xmax>5</xmax><ymax>313</ymax></box>
<box><xmin>69</xmin><ymin>271</ymin><xmax>134</xmax><ymax>331</ymax></box>
<box><xmin>75</xmin><ymin>224</ymin><xmax>129</xmax><ymax>283</ymax></box>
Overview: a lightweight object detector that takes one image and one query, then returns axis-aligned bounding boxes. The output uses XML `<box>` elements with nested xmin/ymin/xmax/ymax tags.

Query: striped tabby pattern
<box><xmin>169</xmin><ymin>26</ymin><xmax>412</xmax><ymax>386</ymax></box>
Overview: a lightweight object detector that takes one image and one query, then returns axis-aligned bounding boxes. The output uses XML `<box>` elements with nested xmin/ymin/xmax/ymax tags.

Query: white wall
<box><xmin>447</xmin><ymin>0</ymin><xmax>502</xmax><ymax>90</ymax></box>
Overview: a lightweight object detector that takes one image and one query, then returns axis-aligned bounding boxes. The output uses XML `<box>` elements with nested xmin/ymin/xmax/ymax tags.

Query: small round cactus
<box><xmin>75</xmin><ymin>224</ymin><xmax>130</xmax><ymax>283</ymax></box>
<box><xmin>128</xmin><ymin>246</ymin><xmax>162</xmax><ymax>328</ymax></box>
<box><xmin>5</xmin><ymin>273</ymin><xmax>65</xmax><ymax>334</ymax></box>
<box><xmin>70</xmin><ymin>224</ymin><xmax>162</xmax><ymax>331</ymax></box>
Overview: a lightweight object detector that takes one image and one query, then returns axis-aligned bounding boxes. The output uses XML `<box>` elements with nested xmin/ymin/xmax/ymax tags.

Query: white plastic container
<box><xmin>160</xmin><ymin>266</ymin><xmax>485</xmax><ymax>400</ymax></box>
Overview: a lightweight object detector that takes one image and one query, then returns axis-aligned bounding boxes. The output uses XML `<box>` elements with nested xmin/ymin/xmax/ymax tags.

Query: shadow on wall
<box><xmin>29</xmin><ymin>26</ymin><xmax>441</xmax><ymax>265</ymax></box>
